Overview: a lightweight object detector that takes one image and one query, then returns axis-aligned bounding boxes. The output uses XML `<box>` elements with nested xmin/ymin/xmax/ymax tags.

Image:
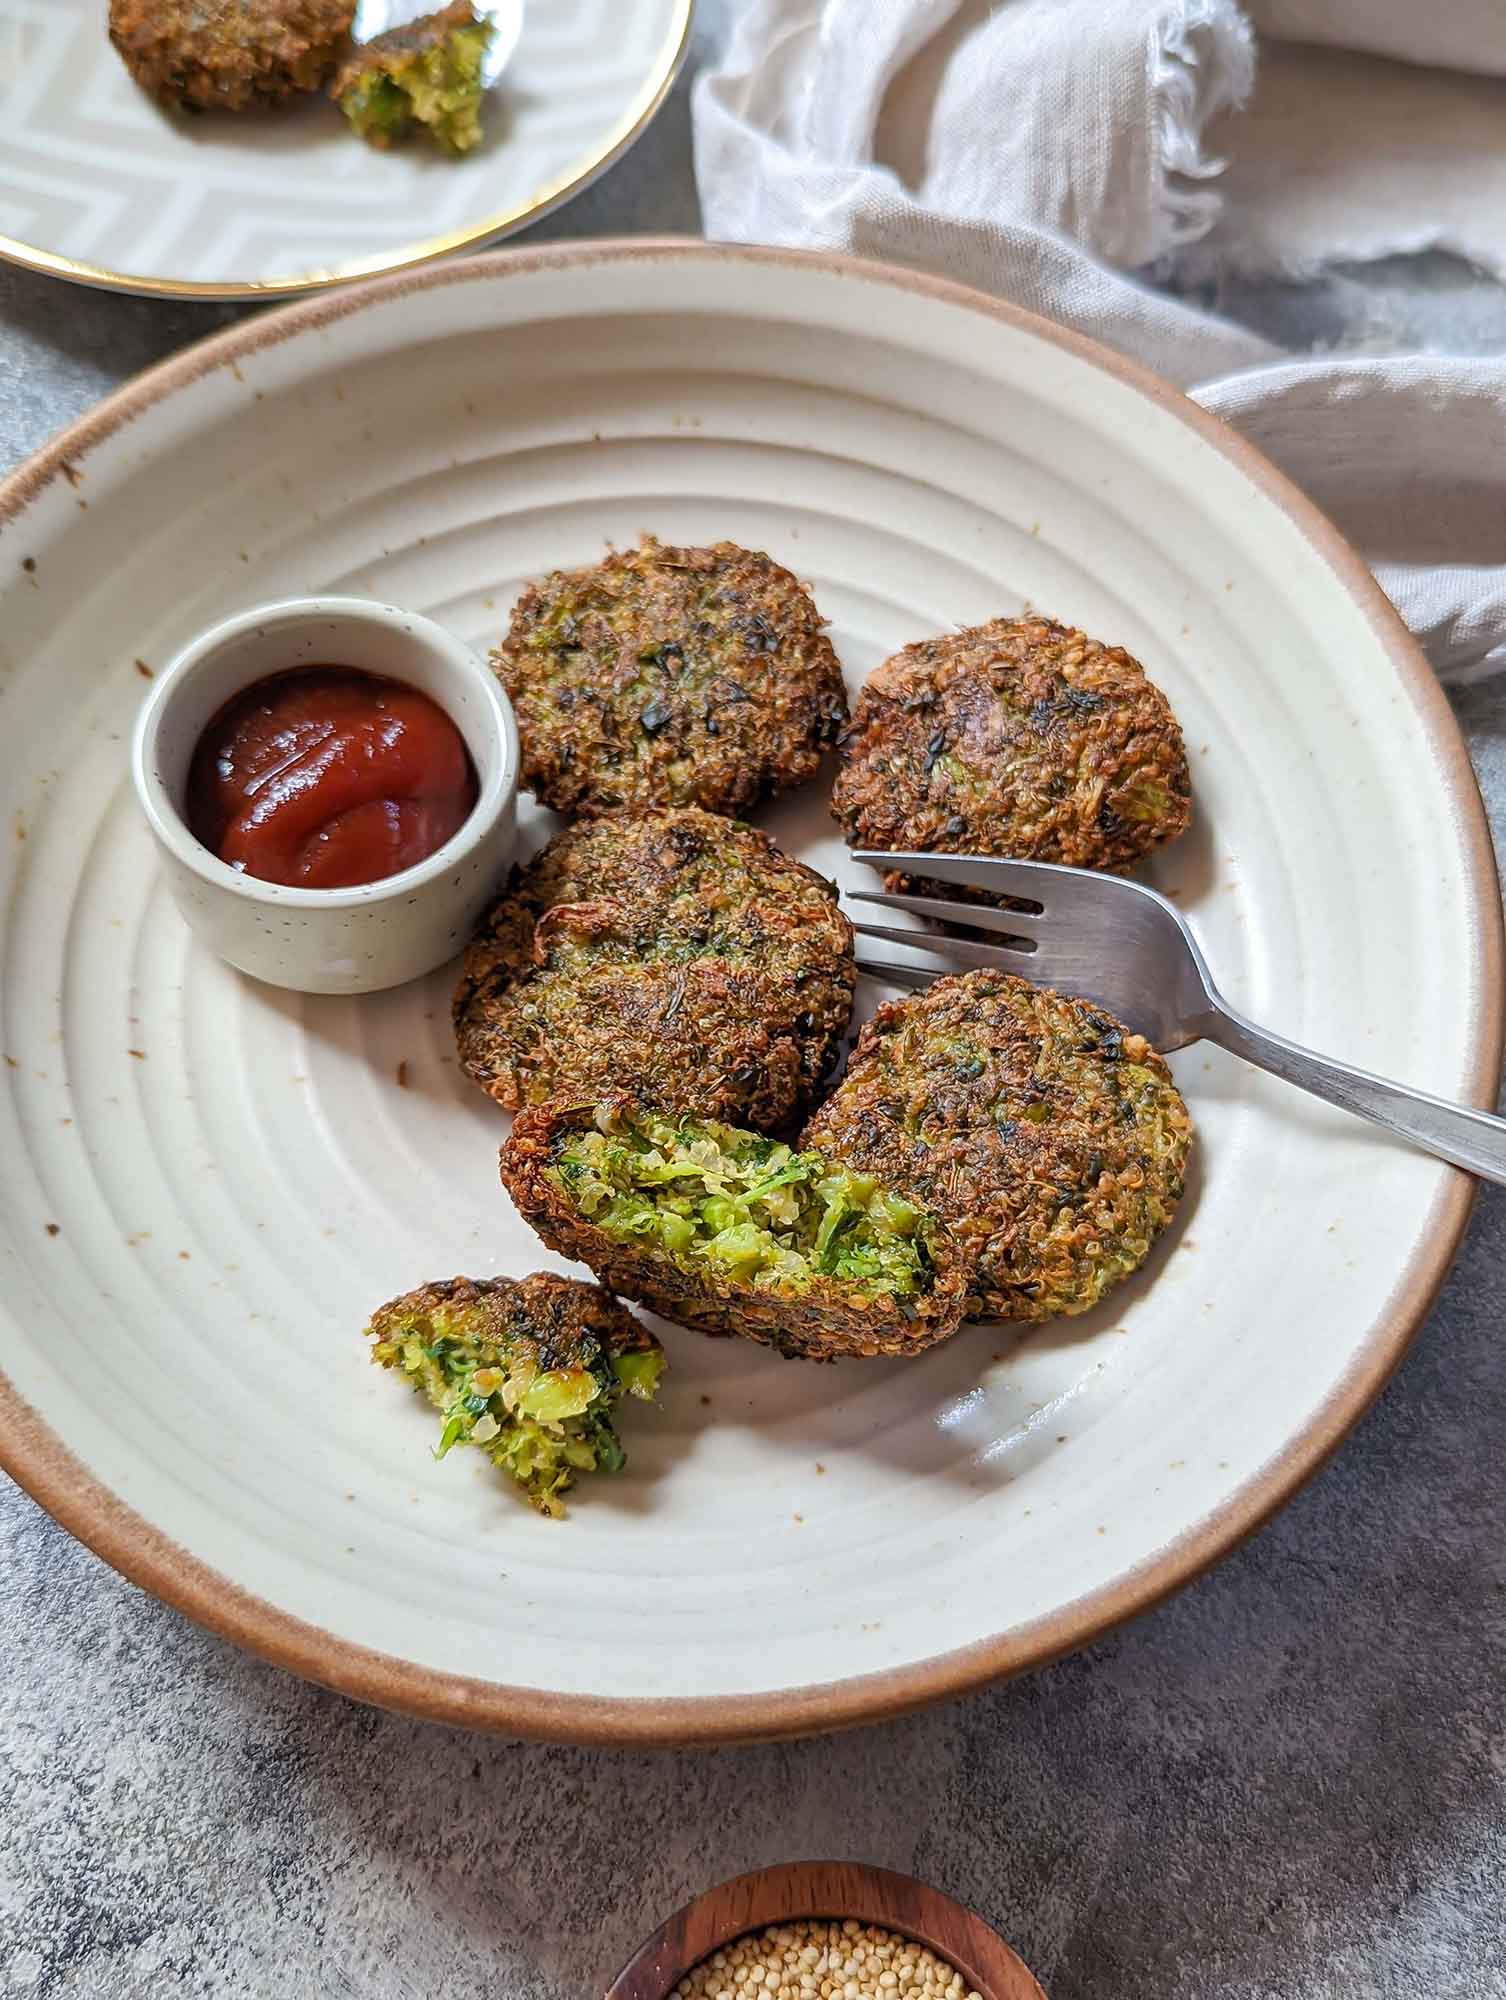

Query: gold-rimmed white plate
<box><xmin>0</xmin><ymin>243</ymin><xmax>1499</xmax><ymax>1744</ymax></box>
<box><xmin>0</xmin><ymin>0</ymin><xmax>690</xmax><ymax>298</ymax></box>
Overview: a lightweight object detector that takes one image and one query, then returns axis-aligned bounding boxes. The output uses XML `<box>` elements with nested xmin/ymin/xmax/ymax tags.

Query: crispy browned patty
<box><xmin>367</xmin><ymin>1271</ymin><xmax>653</xmax><ymax>1375</ymax></box>
<box><xmin>331</xmin><ymin>0</ymin><xmax>490</xmax><ymax>155</ymax></box>
<box><xmin>366</xmin><ymin>1271</ymin><xmax>663</xmax><ymax>1517</ymax></box>
<box><xmin>802</xmin><ymin>970</ymin><xmax>1192</xmax><ymax>1322</ymax></box>
<box><xmin>110</xmin><ymin>0</ymin><xmax>354</xmax><ymax>109</ymax></box>
<box><xmin>454</xmin><ymin>808</ymin><xmax>855</xmax><ymax>1134</ymax></box>
<box><xmin>499</xmin><ymin>1102</ymin><xmax>972</xmax><ymax>1362</ymax></box>
<box><xmin>333</xmin><ymin>0</ymin><xmax>474</xmax><ymax>76</ymax></box>
<box><xmin>493</xmin><ymin>537</ymin><xmax>849</xmax><ymax>817</ymax></box>
<box><xmin>831</xmin><ymin>616</ymin><xmax>1191</xmax><ymax>897</ymax></box>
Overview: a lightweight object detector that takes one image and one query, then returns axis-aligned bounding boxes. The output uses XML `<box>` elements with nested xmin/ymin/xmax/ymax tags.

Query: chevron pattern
<box><xmin>0</xmin><ymin>0</ymin><xmax>685</xmax><ymax>291</ymax></box>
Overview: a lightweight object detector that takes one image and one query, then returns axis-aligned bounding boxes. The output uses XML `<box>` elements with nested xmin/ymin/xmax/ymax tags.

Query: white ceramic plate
<box><xmin>0</xmin><ymin>244</ymin><xmax>1499</xmax><ymax>1743</ymax></box>
<box><xmin>0</xmin><ymin>0</ymin><xmax>690</xmax><ymax>297</ymax></box>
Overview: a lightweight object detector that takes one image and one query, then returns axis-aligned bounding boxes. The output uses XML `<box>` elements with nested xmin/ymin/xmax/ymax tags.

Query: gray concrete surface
<box><xmin>3</xmin><ymin>7</ymin><xmax>1505</xmax><ymax>1996</ymax></box>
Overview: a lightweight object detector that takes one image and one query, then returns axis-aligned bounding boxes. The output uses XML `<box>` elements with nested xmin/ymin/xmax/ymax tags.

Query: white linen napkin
<box><xmin>693</xmin><ymin>0</ymin><xmax>1506</xmax><ymax>684</ymax></box>
<box><xmin>1248</xmin><ymin>0</ymin><xmax>1506</xmax><ymax>76</ymax></box>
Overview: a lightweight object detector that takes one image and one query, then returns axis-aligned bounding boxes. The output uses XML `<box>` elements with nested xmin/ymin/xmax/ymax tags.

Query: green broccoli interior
<box><xmin>369</xmin><ymin>1301</ymin><xmax>664</xmax><ymax>1519</ymax></box>
<box><xmin>1116</xmin><ymin>778</ymin><xmax>1174</xmax><ymax>823</ymax></box>
<box><xmin>338</xmin><ymin>17</ymin><xmax>493</xmax><ymax>155</ymax></box>
<box><xmin>552</xmin><ymin>1107</ymin><xmax>937</xmax><ymax>1303</ymax></box>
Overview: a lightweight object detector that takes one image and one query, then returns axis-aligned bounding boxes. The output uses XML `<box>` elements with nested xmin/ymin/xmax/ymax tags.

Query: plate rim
<box><xmin>0</xmin><ymin>238</ymin><xmax>1499</xmax><ymax>1744</ymax></box>
<box><xmin>0</xmin><ymin>0</ymin><xmax>694</xmax><ymax>301</ymax></box>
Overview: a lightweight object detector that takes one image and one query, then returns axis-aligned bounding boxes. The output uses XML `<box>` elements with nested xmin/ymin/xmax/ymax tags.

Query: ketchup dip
<box><xmin>187</xmin><ymin>666</ymin><xmax>478</xmax><ymax>890</ymax></box>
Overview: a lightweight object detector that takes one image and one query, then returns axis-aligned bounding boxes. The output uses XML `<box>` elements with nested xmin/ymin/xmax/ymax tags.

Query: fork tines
<box><xmin>850</xmin><ymin>849</ymin><xmax>1070</xmax><ymax>902</ymax></box>
<box><xmin>849</xmin><ymin>919</ymin><xmax>1034</xmax><ymax>974</ymax></box>
<box><xmin>845</xmin><ymin>888</ymin><xmax>1045</xmax><ymax>939</ymax></box>
<box><xmin>847</xmin><ymin>851</ymin><xmax>1060</xmax><ymax>988</ymax></box>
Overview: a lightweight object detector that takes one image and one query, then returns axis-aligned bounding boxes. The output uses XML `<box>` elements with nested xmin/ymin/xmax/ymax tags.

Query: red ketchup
<box><xmin>187</xmin><ymin>667</ymin><xmax>478</xmax><ymax>890</ymax></box>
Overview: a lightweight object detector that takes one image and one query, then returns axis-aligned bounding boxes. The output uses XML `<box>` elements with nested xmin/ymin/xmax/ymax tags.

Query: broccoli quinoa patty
<box><xmin>831</xmin><ymin>615</ymin><xmax>1191</xmax><ymax>893</ymax></box>
<box><xmin>109</xmin><ymin>0</ymin><xmax>355</xmax><ymax>111</ymax></box>
<box><xmin>493</xmin><ymin>537</ymin><xmax>849</xmax><ymax>818</ymax></box>
<box><xmin>366</xmin><ymin>1272</ymin><xmax>664</xmax><ymax>1518</ymax></box>
<box><xmin>332</xmin><ymin>0</ymin><xmax>492</xmax><ymax>154</ymax></box>
<box><xmin>454</xmin><ymin>808</ymin><xmax>855</xmax><ymax>1134</ymax></box>
<box><xmin>801</xmin><ymin>970</ymin><xmax>1192</xmax><ymax>1323</ymax></box>
<box><xmin>499</xmin><ymin>1102</ymin><xmax>973</xmax><ymax>1362</ymax></box>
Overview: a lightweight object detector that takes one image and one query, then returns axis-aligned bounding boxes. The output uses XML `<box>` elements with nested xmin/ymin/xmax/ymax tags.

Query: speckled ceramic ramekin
<box><xmin>130</xmin><ymin>595</ymin><xmax>519</xmax><ymax>994</ymax></box>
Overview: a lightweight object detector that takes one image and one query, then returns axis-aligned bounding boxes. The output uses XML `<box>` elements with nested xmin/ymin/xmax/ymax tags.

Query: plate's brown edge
<box><xmin>0</xmin><ymin>2</ymin><xmax>694</xmax><ymax>302</ymax></box>
<box><xmin>0</xmin><ymin>239</ymin><xmax>1499</xmax><ymax>1748</ymax></box>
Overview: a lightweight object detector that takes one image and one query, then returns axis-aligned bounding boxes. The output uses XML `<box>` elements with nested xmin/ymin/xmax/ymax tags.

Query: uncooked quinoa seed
<box><xmin>673</xmin><ymin>1920</ymin><xmax>983</xmax><ymax>2000</ymax></box>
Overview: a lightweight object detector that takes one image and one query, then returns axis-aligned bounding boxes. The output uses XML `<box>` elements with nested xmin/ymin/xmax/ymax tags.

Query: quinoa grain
<box><xmin>675</xmin><ymin>1922</ymin><xmax>981</xmax><ymax>2000</ymax></box>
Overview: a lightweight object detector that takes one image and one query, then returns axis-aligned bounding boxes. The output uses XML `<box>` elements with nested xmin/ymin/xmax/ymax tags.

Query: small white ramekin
<box><xmin>131</xmin><ymin>596</ymin><xmax>519</xmax><ymax>995</ymax></box>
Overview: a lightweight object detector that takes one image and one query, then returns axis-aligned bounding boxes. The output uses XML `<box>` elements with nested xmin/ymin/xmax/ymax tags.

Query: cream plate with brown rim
<box><xmin>0</xmin><ymin>0</ymin><xmax>690</xmax><ymax>297</ymax></box>
<box><xmin>0</xmin><ymin>243</ymin><xmax>1499</xmax><ymax>1743</ymax></box>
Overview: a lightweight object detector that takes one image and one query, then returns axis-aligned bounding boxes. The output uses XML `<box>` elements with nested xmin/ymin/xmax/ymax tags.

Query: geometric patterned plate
<box><xmin>0</xmin><ymin>0</ymin><xmax>690</xmax><ymax>297</ymax></box>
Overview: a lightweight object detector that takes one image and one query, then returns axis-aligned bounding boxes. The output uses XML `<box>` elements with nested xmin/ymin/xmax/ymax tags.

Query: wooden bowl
<box><xmin>606</xmin><ymin>1862</ymin><xmax>1047</xmax><ymax>2000</ymax></box>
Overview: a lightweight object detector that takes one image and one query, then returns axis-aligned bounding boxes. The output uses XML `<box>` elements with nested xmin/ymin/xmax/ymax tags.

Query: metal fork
<box><xmin>846</xmin><ymin>850</ymin><xmax>1506</xmax><ymax>1186</ymax></box>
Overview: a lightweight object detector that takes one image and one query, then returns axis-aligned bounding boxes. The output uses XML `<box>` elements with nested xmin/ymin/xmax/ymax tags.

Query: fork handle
<box><xmin>1204</xmin><ymin>998</ymin><xmax>1506</xmax><ymax>1185</ymax></box>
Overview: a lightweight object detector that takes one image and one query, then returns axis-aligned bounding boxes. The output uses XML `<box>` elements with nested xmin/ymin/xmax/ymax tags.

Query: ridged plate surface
<box><xmin>0</xmin><ymin>0</ymin><xmax>689</xmax><ymax>295</ymax></box>
<box><xmin>0</xmin><ymin>245</ymin><xmax>1497</xmax><ymax>1741</ymax></box>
